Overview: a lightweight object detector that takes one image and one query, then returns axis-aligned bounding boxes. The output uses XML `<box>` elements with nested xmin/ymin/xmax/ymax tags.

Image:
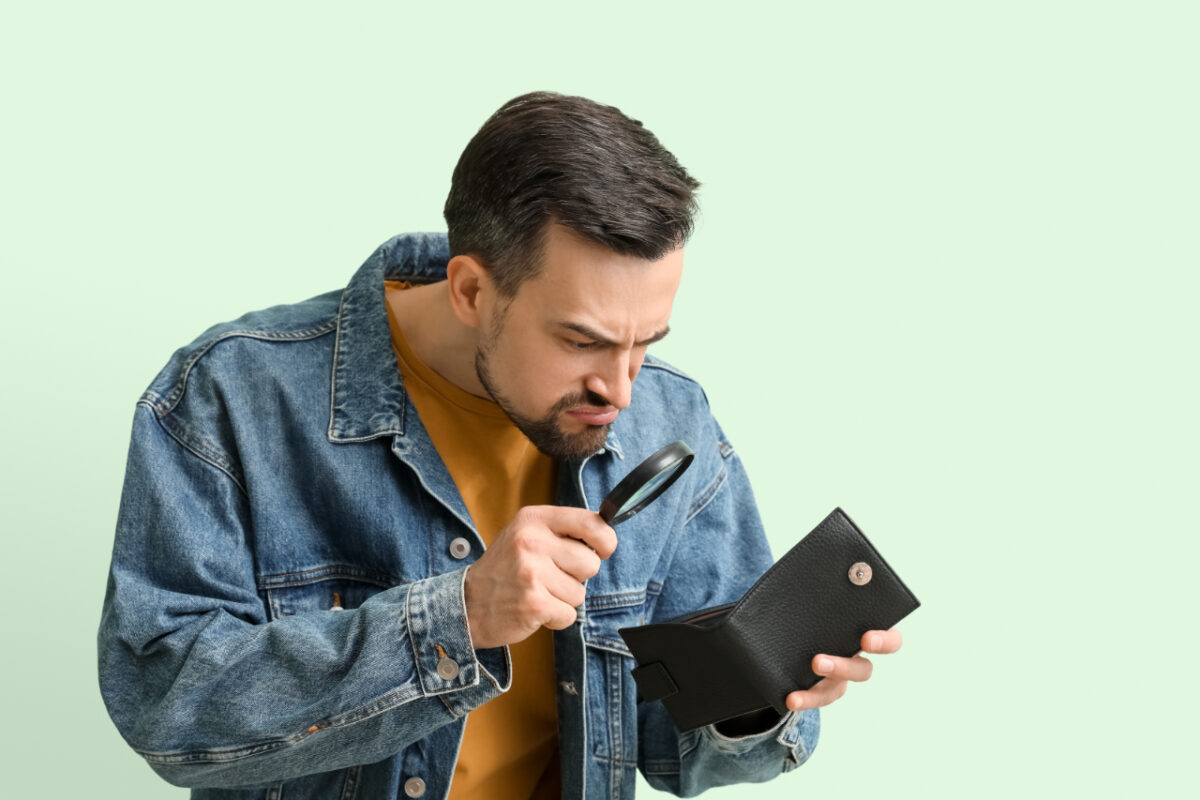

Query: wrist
<box><xmin>463</xmin><ymin>564</ymin><xmax>483</xmax><ymax>648</ymax></box>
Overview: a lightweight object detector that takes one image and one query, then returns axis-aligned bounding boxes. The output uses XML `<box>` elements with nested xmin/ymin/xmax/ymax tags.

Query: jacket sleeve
<box><xmin>97</xmin><ymin>403</ymin><xmax>509</xmax><ymax>789</ymax></box>
<box><xmin>636</xmin><ymin>433</ymin><xmax>820</xmax><ymax>797</ymax></box>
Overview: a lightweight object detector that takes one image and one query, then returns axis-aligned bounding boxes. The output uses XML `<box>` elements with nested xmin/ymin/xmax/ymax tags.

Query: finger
<box><xmin>541</xmin><ymin>595</ymin><xmax>580</xmax><ymax>630</ymax></box>
<box><xmin>786</xmin><ymin>679</ymin><xmax>849</xmax><ymax>712</ymax></box>
<box><xmin>544</xmin><ymin>568</ymin><xmax>588</xmax><ymax>609</ymax></box>
<box><xmin>537</xmin><ymin>506</ymin><xmax>618</xmax><ymax>558</ymax></box>
<box><xmin>812</xmin><ymin>654</ymin><xmax>874</xmax><ymax>683</ymax></box>
<box><xmin>549</xmin><ymin>538</ymin><xmax>603</xmax><ymax>582</ymax></box>
<box><xmin>861</xmin><ymin>628</ymin><xmax>903</xmax><ymax>654</ymax></box>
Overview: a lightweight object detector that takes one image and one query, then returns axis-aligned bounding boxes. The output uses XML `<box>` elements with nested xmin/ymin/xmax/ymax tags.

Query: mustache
<box><xmin>549</xmin><ymin>389</ymin><xmax>612</xmax><ymax>414</ymax></box>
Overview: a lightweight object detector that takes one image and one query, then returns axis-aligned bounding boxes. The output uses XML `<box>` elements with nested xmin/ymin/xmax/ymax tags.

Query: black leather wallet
<box><xmin>618</xmin><ymin>508</ymin><xmax>920</xmax><ymax>732</ymax></box>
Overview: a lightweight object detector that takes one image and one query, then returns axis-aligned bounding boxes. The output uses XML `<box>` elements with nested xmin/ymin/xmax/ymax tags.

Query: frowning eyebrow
<box><xmin>557</xmin><ymin>321</ymin><xmax>671</xmax><ymax>348</ymax></box>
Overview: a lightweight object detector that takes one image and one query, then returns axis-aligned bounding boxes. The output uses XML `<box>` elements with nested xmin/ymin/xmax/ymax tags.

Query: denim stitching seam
<box><xmin>585</xmin><ymin>638</ymin><xmax>631</xmax><ymax>656</ymax></box>
<box><xmin>153</xmin><ymin>322</ymin><xmax>337</xmax><ymax>419</ymax></box>
<box><xmin>585</xmin><ymin>590</ymin><xmax>646</xmax><ymax>611</ymax></box>
<box><xmin>139</xmin><ymin>401</ymin><xmax>249</xmax><ymax>496</ymax></box>
<box><xmin>137</xmin><ymin>681</ymin><xmax>428</xmax><ymax>766</ymax></box>
<box><xmin>685</xmin><ymin>466</ymin><xmax>727</xmax><ymax>524</ymax></box>
<box><xmin>256</xmin><ymin>565</ymin><xmax>405</xmax><ymax>591</ymax></box>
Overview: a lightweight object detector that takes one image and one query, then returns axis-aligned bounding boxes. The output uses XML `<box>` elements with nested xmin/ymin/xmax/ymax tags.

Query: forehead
<box><xmin>514</xmin><ymin>225</ymin><xmax>684</xmax><ymax>330</ymax></box>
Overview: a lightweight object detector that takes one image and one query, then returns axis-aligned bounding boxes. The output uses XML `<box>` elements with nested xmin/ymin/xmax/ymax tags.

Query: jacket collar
<box><xmin>327</xmin><ymin>232</ymin><xmax>450</xmax><ymax>443</ymax></box>
<box><xmin>325</xmin><ymin>231</ymin><xmax>623</xmax><ymax>459</ymax></box>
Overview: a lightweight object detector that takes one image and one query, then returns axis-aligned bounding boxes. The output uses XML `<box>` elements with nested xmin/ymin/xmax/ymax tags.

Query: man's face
<box><xmin>475</xmin><ymin>225</ymin><xmax>684</xmax><ymax>460</ymax></box>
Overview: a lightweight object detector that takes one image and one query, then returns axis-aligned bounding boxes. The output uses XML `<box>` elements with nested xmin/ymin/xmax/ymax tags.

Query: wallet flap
<box><xmin>723</xmin><ymin>508</ymin><xmax>920</xmax><ymax>710</ymax></box>
<box><xmin>630</xmin><ymin>662</ymin><xmax>678</xmax><ymax>702</ymax></box>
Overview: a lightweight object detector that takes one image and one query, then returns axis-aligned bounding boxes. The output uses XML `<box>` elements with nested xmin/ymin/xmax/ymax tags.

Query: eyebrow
<box><xmin>557</xmin><ymin>321</ymin><xmax>671</xmax><ymax>348</ymax></box>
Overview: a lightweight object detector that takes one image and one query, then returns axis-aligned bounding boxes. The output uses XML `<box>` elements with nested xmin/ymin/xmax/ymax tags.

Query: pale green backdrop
<box><xmin>3</xmin><ymin>1</ymin><xmax>1196</xmax><ymax>797</ymax></box>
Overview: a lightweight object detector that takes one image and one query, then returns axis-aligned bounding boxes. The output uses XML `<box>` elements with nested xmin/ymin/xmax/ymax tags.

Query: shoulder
<box><xmin>636</xmin><ymin>353</ymin><xmax>707</xmax><ymax>400</ymax></box>
<box><xmin>620</xmin><ymin>353</ymin><xmax>728</xmax><ymax>476</ymax></box>
<box><xmin>630</xmin><ymin>353</ymin><xmax>713</xmax><ymax>425</ymax></box>
<box><xmin>140</xmin><ymin>289</ymin><xmax>342</xmax><ymax>420</ymax></box>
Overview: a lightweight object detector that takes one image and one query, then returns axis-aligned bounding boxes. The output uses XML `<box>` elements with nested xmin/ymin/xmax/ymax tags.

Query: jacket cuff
<box><xmin>404</xmin><ymin>568</ymin><xmax>512</xmax><ymax>716</ymax></box>
<box><xmin>775</xmin><ymin>709</ymin><xmax>820</xmax><ymax>769</ymax></box>
<box><xmin>697</xmin><ymin>707</ymin><xmax>819</xmax><ymax>761</ymax></box>
<box><xmin>700</xmin><ymin>711</ymin><xmax>790</xmax><ymax>755</ymax></box>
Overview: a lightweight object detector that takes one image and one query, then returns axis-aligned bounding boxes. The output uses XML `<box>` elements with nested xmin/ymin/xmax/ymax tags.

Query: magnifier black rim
<box><xmin>599</xmin><ymin>440</ymin><xmax>695</xmax><ymax>525</ymax></box>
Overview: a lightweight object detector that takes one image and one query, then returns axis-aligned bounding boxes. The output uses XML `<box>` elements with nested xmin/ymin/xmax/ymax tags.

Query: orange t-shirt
<box><xmin>385</xmin><ymin>282</ymin><xmax>561</xmax><ymax>799</ymax></box>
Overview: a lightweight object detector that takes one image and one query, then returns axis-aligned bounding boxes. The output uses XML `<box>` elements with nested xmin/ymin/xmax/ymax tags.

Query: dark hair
<box><xmin>443</xmin><ymin>91</ymin><xmax>700</xmax><ymax>297</ymax></box>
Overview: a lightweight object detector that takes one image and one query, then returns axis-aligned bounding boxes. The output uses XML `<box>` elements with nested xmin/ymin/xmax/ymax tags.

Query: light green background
<box><xmin>3</xmin><ymin>2</ymin><xmax>1196</xmax><ymax>797</ymax></box>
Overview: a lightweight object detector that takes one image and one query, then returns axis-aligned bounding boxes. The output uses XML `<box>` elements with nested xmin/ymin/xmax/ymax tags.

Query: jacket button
<box><xmin>449</xmin><ymin>537</ymin><xmax>471</xmax><ymax>559</ymax></box>
<box><xmin>403</xmin><ymin>776</ymin><xmax>426</xmax><ymax>797</ymax></box>
<box><xmin>436</xmin><ymin>656</ymin><xmax>460</xmax><ymax>681</ymax></box>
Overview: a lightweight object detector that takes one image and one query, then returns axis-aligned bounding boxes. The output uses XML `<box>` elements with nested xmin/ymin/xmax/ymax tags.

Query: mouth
<box><xmin>565</xmin><ymin>406</ymin><xmax>619</xmax><ymax>426</ymax></box>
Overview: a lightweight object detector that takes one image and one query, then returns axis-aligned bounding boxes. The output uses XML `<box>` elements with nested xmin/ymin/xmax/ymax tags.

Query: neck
<box><xmin>387</xmin><ymin>281</ymin><xmax>488</xmax><ymax>397</ymax></box>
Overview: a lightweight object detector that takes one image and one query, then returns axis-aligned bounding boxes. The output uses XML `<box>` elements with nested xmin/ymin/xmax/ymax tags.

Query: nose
<box><xmin>587</xmin><ymin>350</ymin><xmax>641</xmax><ymax>411</ymax></box>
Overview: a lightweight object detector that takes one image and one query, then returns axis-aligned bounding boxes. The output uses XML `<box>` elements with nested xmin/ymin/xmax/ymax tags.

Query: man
<box><xmin>99</xmin><ymin>91</ymin><xmax>901</xmax><ymax>799</ymax></box>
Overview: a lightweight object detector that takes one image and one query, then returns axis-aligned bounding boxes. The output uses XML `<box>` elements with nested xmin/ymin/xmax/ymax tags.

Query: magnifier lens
<box><xmin>599</xmin><ymin>440</ymin><xmax>695</xmax><ymax>525</ymax></box>
<box><xmin>616</xmin><ymin>463</ymin><xmax>682</xmax><ymax>516</ymax></box>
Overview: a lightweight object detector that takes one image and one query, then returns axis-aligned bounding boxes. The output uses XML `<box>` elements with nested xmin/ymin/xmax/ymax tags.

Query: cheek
<box><xmin>503</xmin><ymin>342</ymin><xmax>580</xmax><ymax>405</ymax></box>
<box><xmin>540</xmin><ymin>355</ymin><xmax>587</xmax><ymax>399</ymax></box>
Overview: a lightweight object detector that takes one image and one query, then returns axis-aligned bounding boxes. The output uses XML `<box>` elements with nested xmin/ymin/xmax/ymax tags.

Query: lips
<box><xmin>566</xmin><ymin>407</ymin><xmax>619</xmax><ymax>426</ymax></box>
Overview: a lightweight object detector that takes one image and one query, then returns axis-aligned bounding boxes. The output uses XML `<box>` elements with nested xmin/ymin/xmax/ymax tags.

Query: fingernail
<box><xmin>790</xmin><ymin>695</ymin><xmax>804</xmax><ymax>710</ymax></box>
<box><xmin>816</xmin><ymin>657</ymin><xmax>834</xmax><ymax>674</ymax></box>
<box><xmin>869</xmin><ymin>634</ymin><xmax>883</xmax><ymax>651</ymax></box>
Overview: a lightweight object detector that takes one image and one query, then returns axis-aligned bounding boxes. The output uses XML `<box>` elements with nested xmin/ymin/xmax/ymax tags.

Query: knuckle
<box><xmin>515</xmin><ymin>562</ymin><xmax>539</xmax><ymax>586</ymax></box>
<box><xmin>581</xmin><ymin>514</ymin><xmax>607</xmax><ymax>540</ymax></box>
<box><xmin>512</xmin><ymin>528</ymin><xmax>543</xmax><ymax>554</ymax></box>
<box><xmin>517</xmin><ymin>594</ymin><xmax>541</xmax><ymax>620</ymax></box>
<box><xmin>518</xmin><ymin>594</ymin><xmax>549</xmax><ymax>623</ymax></box>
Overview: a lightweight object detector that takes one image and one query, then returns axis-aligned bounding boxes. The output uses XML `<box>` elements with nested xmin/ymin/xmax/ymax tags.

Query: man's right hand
<box><xmin>463</xmin><ymin>506</ymin><xmax>618</xmax><ymax>649</ymax></box>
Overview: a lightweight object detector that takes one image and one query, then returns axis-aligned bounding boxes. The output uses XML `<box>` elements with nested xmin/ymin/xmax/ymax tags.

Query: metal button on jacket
<box><xmin>448</xmin><ymin>537</ymin><xmax>471</xmax><ymax>559</ymax></box>
<box><xmin>403</xmin><ymin>776</ymin><xmax>426</xmax><ymax>798</ymax></box>
<box><xmin>436</xmin><ymin>656</ymin><xmax>460</xmax><ymax>681</ymax></box>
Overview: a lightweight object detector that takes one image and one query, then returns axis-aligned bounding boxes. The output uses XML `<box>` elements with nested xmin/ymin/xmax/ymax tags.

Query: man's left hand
<box><xmin>785</xmin><ymin>628</ymin><xmax>903</xmax><ymax>712</ymax></box>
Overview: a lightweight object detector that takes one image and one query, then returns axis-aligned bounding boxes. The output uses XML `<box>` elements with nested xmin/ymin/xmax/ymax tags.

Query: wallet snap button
<box><xmin>848</xmin><ymin>562</ymin><xmax>872</xmax><ymax>586</ymax></box>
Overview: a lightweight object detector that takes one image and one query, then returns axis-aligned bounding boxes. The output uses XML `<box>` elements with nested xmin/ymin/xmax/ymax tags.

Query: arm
<box><xmin>97</xmin><ymin>404</ymin><xmax>509</xmax><ymax>789</ymax></box>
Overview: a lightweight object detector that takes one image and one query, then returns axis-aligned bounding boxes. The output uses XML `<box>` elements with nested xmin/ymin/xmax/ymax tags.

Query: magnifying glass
<box><xmin>598</xmin><ymin>440</ymin><xmax>695</xmax><ymax>525</ymax></box>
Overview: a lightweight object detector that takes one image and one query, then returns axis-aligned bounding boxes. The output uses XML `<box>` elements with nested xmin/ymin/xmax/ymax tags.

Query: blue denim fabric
<box><xmin>98</xmin><ymin>233</ymin><xmax>819</xmax><ymax>799</ymax></box>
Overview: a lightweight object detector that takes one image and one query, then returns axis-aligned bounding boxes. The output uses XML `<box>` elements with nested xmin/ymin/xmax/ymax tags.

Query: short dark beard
<box><xmin>475</xmin><ymin>344</ymin><xmax>611</xmax><ymax>461</ymax></box>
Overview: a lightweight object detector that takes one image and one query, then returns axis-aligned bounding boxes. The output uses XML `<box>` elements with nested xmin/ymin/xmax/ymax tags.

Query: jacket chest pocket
<box><xmin>582</xmin><ymin>596</ymin><xmax>648</xmax><ymax>766</ymax></box>
<box><xmin>261</xmin><ymin>568</ymin><xmax>402</xmax><ymax>621</ymax></box>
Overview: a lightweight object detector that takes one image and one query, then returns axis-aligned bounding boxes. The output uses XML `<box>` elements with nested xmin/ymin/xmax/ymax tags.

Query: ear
<box><xmin>446</xmin><ymin>254</ymin><xmax>492</xmax><ymax>329</ymax></box>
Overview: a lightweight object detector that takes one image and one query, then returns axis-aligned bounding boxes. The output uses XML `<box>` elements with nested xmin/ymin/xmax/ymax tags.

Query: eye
<box><xmin>566</xmin><ymin>338</ymin><xmax>597</xmax><ymax>351</ymax></box>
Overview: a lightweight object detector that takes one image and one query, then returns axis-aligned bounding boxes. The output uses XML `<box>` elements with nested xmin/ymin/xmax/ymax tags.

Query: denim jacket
<box><xmin>98</xmin><ymin>233</ymin><xmax>819</xmax><ymax>799</ymax></box>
